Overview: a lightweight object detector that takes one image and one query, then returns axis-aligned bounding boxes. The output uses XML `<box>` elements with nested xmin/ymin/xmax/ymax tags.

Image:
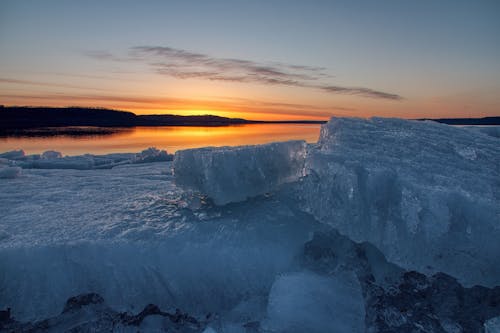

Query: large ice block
<box><xmin>300</xmin><ymin>117</ymin><xmax>500</xmax><ymax>286</ymax></box>
<box><xmin>173</xmin><ymin>140</ymin><xmax>307</xmax><ymax>205</ymax></box>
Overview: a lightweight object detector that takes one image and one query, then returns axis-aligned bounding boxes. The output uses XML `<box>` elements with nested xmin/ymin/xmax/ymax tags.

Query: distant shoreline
<box><xmin>0</xmin><ymin>107</ymin><xmax>499</xmax><ymax>135</ymax></box>
<box><xmin>0</xmin><ymin>106</ymin><xmax>326</xmax><ymax>132</ymax></box>
<box><xmin>418</xmin><ymin>117</ymin><xmax>500</xmax><ymax>126</ymax></box>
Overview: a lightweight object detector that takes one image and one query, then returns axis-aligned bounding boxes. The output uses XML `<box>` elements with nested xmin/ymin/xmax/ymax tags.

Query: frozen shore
<box><xmin>1</xmin><ymin>117</ymin><xmax>499</xmax><ymax>332</ymax></box>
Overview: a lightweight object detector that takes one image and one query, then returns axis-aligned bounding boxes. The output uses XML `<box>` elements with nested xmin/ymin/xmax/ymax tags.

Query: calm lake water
<box><xmin>0</xmin><ymin>124</ymin><xmax>322</xmax><ymax>155</ymax></box>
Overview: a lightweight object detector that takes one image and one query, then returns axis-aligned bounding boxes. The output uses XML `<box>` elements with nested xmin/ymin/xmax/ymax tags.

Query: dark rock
<box><xmin>62</xmin><ymin>293</ymin><xmax>104</xmax><ymax>313</ymax></box>
<box><xmin>303</xmin><ymin>229</ymin><xmax>500</xmax><ymax>333</ymax></box>
<box><xmin>0</xmin><ymin>308</ymin><xmax>11</xmax><ymax>322</ymax></box>
<box><xmin>2</xmin><ymin>293</ymin><xmax>206</xmax><ymax>332</ymax></box>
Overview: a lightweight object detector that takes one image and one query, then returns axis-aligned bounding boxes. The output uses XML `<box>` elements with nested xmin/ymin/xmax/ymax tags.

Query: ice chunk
<box><xmin>0</xmin><ymin>148</ymin><xmax>172</xmax><ymax>170</ymax></box>
<box><xmin>264</xmin><ymin>271</ymin><xmax>365</xmax><ymax>333</ymax></box>
<box><xmin>41</xmin><ymin>150</ymin><xmax>62</xmax><ymax>159</ymax></box>
<box><xmin>465</xmin><ymin>125</ymin><xmax>500</xmax><ymax>139</ymax></box>
<box><xmin>0</xmin><ymin>149</ymin><xmax>25</xmax><ymax>159</ymax></box>
<box><xmin>0</xmin><ymin>166</ymin><xmax>21</xmax><ymax>179</ymax></box>
<box><xmin>173</xmin><ymin>140</ymin><xmax>307</xmax><ymax>205</ymax></box>
<box><xmin>485</xmin><ymin>316</ymin><xmax>500</xmax><ymax>333</ymax></box>
<box><xmin>300</xmin><ymin>117</ymin><xmax>500</xmax><ymax>286</ymax></box>
<box><xmin>133</xmin><ymin>147</ymin><xmax>173</xmax><ymax>163</ymax></box>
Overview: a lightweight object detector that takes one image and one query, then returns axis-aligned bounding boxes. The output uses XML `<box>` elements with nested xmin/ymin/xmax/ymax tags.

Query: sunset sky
<box><xmin>1</xmin><ymin>0</ymin><xmax>499</xmax><ymax>120</ymax></box>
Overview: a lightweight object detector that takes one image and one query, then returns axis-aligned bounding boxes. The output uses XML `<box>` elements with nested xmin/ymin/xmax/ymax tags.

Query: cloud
<box><xmin>321</xmin><ymin>86</ymin><xmax>403</xmax><ymax>100</ymax></box>
<box><xmin>131</xmin><ymin>46</ymin><xmax>326</xmax><ymax>85</ymax></box>
<box><xmin>0</xmin><ymin>77</ymin><xmax>108</xmax><ymax>91</ymax></box>
<box><xmin>85</xmin><ymin>46</ymin><xmax>403</xmax><ymax>100</ymax></box>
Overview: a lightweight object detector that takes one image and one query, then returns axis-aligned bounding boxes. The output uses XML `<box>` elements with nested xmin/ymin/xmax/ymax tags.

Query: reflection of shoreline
<box><xmin>0</xmin><ymin>127</ymin><xmax>133</xmax><ymax>138</ymax></box>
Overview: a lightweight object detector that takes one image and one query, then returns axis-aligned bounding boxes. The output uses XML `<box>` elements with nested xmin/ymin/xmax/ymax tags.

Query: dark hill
<box><xmin>0</xmin><ymin>106</ymin><xmax>137</xmax><ymax>129</ymax></box>
<box><xmin>136</xmin><ymin>114</ymin><xmax>250</xmax><ymax>126</ymax></box>
<box><xmin>0</xmin><ymin>106</ymin><xmax>254</xmax><ymax>129</ymax></box>
<box><xmin>420</xmin><ymin>117</ymin><xmax>500</xmax><ymax>126</ymax></box>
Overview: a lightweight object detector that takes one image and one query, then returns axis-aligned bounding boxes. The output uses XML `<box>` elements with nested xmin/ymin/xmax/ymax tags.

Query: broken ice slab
<box><xmin>173</xmin><ymin>140</ymin><xmax>307</xmax><ymax>205</ymax></box>
<box><xmin>302</xmin><ymin>117</ymin><xmax>500</xmax><ymax>287</ymax></box>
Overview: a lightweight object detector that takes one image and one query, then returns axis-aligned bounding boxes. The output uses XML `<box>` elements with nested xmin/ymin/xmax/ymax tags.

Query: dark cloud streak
<box><xmin>321</xmin><ymin>86</ymin><xmax>403</xmax><ymax>100</ymax></box>
<box><xmin>85</xmin><ymin>46</ymin><xmax>403</xmax><ymax>100</ymax></box>
<box><xmin>0</xmin><ymin>77</ymin><xmax>109</xmax><ymax>92</ymax></box>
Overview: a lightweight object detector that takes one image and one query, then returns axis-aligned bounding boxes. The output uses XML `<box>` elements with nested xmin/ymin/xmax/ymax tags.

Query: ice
<box><xmin>173</xmin><ymin>140</ymin><xmax>307</xmax><ymax>205</ymax></box>
<box><xmin>41</xmin><ymin>150</ymin><xmax>62</xmax><ymax>159</ymax></box>
<box><xmin>133</xmin><ymin>147</ymin><xmax>173</xmax><ymax>163</ymax></box>
<box><xmin>465</xmin><ymin>125</ymin><xmax>500</xmax><ymax>139</ymax></box>
<box><xmin>485</xmin><ymin>316</ymin><xmax>500</xmax><ymax>333</ymax></box>
<box><xmin>202</xmin><ymin>327</ymin><xmax>218</xmax><ymax>333</ymax></box>
<box><xmin>263</xmin><ymin>271</ymin><xmax>365</xmax><ymax>333</ymax></box>
<box><xmin>0</xmin><ymin>162</ymin><xmax>320</xmax><ymax>321</ymax></box>
<box><xmin>300</xmin><ymin>117</ymin><xmax>500</xmax><ymax>286</ymax></box>
<box><xmin>1</xmin><ymin>117</ymin><xmax>499</xmax><ymax>330</ymax></box>
<box><xmin>1</xmin><ymin>147</ymin><xmax>172</xmax><ymax>170</ymax></box>
<box><xmin>0</xmin><ymin>166</ymin><xmax>21</xmax><ymax>179</ymax></box>
<box><xmin>0</xmin><ymin>149</ymin><xmax>25</xmax><ymax>159</ymax></box>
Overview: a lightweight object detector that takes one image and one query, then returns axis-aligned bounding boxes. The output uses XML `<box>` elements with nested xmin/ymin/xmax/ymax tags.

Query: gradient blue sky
<box><xmin>1</xmin><ymin>0</ymin><xmax>499</xmax><ymax>120</ymax></box>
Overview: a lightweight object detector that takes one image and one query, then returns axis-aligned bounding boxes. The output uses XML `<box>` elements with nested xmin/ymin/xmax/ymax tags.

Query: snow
<box><xmin>173</xmin><ymin>140</ymin><xmax>307</xmax><ymax>205</ymax></box>
<box><xmin>300</xmin><ymin>117</ymin><xmax>500</xmax><ymax>286</ymax></box>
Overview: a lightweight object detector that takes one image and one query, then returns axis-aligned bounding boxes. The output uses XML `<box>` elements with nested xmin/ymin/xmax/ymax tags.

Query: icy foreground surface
<box><xmin>301</xmin><ymin>117</ymin><xmax>500</xmax><ymax>286</ymax></box>
<box><xmin>173</xmin><ymin>141</ymin><xmax>307</xmax><ymax>205</ymax></box>
<box><xmin>0</xmin><ymin>147</ymin><xmax>172</xmax><ymax>170</ymax></box>
<box><xmin>0</xmin><ymin>162</ymin><xmax>320</xmax><ymax>324</ymax></box>
<box><xmin>465</xmin><ymin>125</ymin><xmax>500</xmax><ymax>139</ymax></box>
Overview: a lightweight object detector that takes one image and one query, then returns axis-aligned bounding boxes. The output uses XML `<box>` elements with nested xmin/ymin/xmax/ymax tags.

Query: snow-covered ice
<box><xmin>173</xmin><ymin>140</ymin><xmax>307</xmax><ymax>205</ymax></box>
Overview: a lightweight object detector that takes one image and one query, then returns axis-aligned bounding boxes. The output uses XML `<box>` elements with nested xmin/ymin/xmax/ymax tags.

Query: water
<box><xmin>0</xmin><ymin>123</ymin><xmax>321</xmax><ymax>155</ymax></box>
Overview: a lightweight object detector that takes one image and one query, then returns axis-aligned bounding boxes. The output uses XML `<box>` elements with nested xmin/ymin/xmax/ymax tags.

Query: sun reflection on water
<box><xmin>0</xmin><ymin>124</ymin><xmax>321</xmax><ymax>155</ymax></box>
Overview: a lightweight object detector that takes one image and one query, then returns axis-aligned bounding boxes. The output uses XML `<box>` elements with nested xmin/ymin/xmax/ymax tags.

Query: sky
<box><xmin>1</xmin><ymin>0</ymin><xmax>499</xmax><ymax>120</ymax></box>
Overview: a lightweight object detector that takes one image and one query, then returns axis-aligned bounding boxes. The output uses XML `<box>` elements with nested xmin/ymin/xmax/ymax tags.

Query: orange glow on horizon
<box><xmin>129</xmin><ymin>108</ymin><xmax>330</xmax><ymax>121</ymax></box>
<box><xmin>3</xmin><ymin>90</ymin><xmax>498</xmax><ymax>121</ymax></box>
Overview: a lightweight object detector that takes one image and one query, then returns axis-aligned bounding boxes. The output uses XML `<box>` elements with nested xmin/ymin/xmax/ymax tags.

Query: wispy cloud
<box><xmin>85</xmin><ymin>46</ymin><xmax>403</xmax><ymax>100</ymax></box>
<box><xmin>130</xmin><ymin>46</ymin><xmax>329</xmax><ymax>85</ymax></box>
<box><xmin>321</xmin><ymin>86</ymin><xmax>403</xmax><ymax>100</ymax></box>
<box><xmin>0</xmin><ymin>77</ymin><xmax>109</xmax><ymax>91</ymax></box>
